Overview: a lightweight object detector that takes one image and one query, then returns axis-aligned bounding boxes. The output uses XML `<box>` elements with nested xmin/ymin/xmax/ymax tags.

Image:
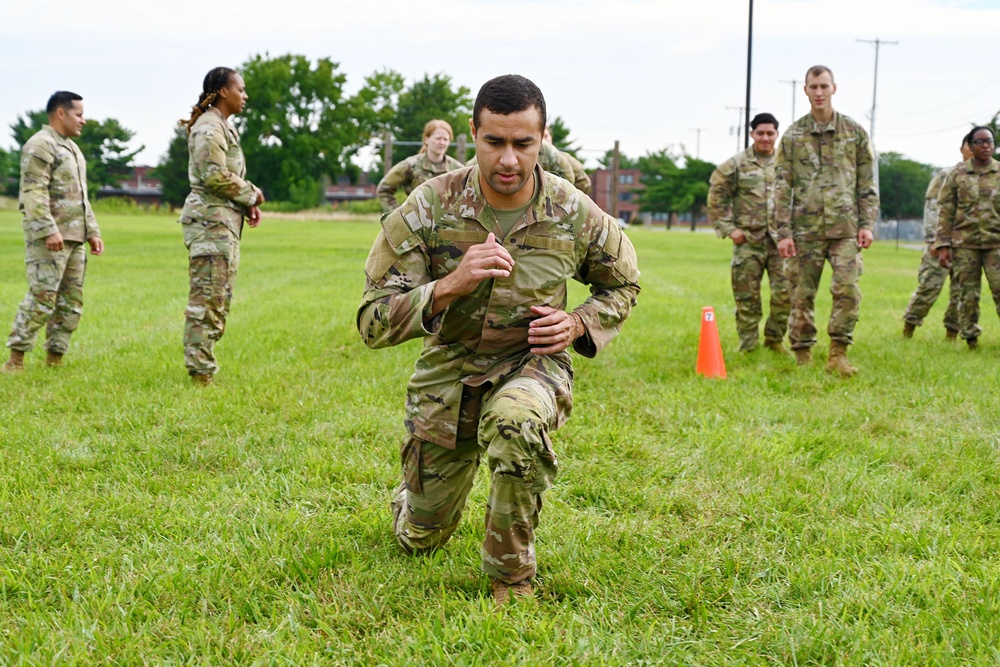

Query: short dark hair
<box><xmin>472</xmin><ymin>75</ymin><xmax>546</xmax><ymax>131</ymax></box>
<box><xmin>750</xmin><ymin>112</ymin><xmax>779</xmax><ymax>131</ymax></box>
<box><xmin>46</xmin><ymin>91</ymin><xmax>82</xmax><ymax>115</ymax></box>
<box><xmin>805</xmin><ymin>65</ymin><xmax>834</xmax><ymax>84</ymax></box>
<box><xmin>968</xmin><ymin>126</ymin><xmax>994</xmax><ymax>145</ymax></box>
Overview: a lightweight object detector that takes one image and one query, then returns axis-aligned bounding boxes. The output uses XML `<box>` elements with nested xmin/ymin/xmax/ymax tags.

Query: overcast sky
<box><xmin>2</xmin><ymin>0</ymin><xmax>998</xmax><ymax>171</ymax></box>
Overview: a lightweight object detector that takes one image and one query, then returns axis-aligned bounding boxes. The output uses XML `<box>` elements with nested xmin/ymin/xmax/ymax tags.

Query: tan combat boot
<box><xmin>46</xmin><ymin>351</ymin><xmax>63</xmax><ymax>367</ymax></box>
<box><xmin>2</xmin><ymin>350</ymin><xmax>25</xmax><ymax>373</ymax></box>
<box><xmin>490</xmin><ymin>579</ymin><xmax>534</xmax><ymax>606</ymax></box>
<box><xmin>826</xmin><ymin>342</ymin><xmax>857</xmax><ymax>377</ymax></box>
<box><xmin>191</xmin><ymin>373</ymin><xmax>214</xmax><ymax>386</ymax></box>
<box><xmin>902</xmin><ymin>322</ymin><xmax>915</xmax><ymax>339</ymax></box>
<box><xmin>794</xmin><ymin>348</ymin><xmax>812</xmax><ymax>366</ymax></box>
<box><xmin>764</xmin><ymin>340</ymin><xmax>791</xmax><ymax>356</ymax></box>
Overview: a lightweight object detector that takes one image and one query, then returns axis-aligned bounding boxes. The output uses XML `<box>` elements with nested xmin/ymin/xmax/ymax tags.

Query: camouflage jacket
<box><xmin>19</xmin><ymin>125</ymin><xmax>99</xmax><ymax>243</ymax></box>
<box><xmin>538</xmin><ymin>141</ymin><xmax>574</xmax><ymax>181</ymax></box>
<box><xmin>358</xmin><ymin>165</ymin><xmax>640</xmax><ymax>448</ymax></box>
<box><xmin>935</xmin><ymin>158</ymin><xmax>1000</xmax><ymax>250</ymax></box>
<box><xmin>377</xmin><ymin>153</ymin><xmax>464</xmax><ymax>213</ymax></box>
<box><xmin>566</xmin><ymin>153</ymin><xmax>592</xmax><ymax>194</ymax></box>
<box><xmin>707</xmin><ymin>145</ymin><xmax>776</xmax><ymax>243</ymax></box>
<box><xmin>922</xmin><ymin>167</ymin><xmax>952</xmax><ymax>244</ymax></box>
<box><xmin>774</xmin><ymin>111</ymin><xmax>879</xmax><ymax>242</ymax></box>
<box><xmin>179</xmin><ymin>107</ymin><xmax>258</xmax><ymax>235</ymax></box>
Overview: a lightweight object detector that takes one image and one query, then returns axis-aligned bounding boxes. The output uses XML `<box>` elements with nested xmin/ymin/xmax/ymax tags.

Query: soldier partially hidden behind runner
<box><xmin>708</xmin><ymin>112</ymin><xmax>790</xmax><ymax>354</ymax></box>
<box><xmin>3</xmin><ymin>91</ymin><xmax>104</xmax><ymax>373</ymax></box>
<box><xmin>357</xmin><ymin>74</ymin><xmax>640</xmax><ymax>605</ymax></box>
<box><xmin>902</xmin><ymin>133</ymin><xmax>972</xmax><ymax>341</ymax></box>
<box><xmin>178</xmin><ymin>67</ymin><xmax>264</xmax><ymax>385</ymax></box>
<box><xmin>376</xmin><ymin>120</ymin><xmax>464</xmax><ymax>213</ymax></box>
<box><xmin>775</xmin><ymin>65</ymin><xmax>880</xmax><ymax>377</ymax></box>
<box><xmin>935</xmin><ymin>126</ymin><xmax>1000</xmax><ymax>350</ymax></box>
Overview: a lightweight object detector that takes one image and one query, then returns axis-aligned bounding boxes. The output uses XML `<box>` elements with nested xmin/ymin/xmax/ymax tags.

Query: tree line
<box><xmin>1</xmin><ymin>52</ymin><xmax>985</xmax><ymax>220</ymax></box>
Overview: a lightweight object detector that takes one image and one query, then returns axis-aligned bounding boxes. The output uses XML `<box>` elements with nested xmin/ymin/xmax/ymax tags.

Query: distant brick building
<box><xmin>589</xmin><ymin>168</ymin><xmax>642</xmax><ymax>223</ymax></box>
<box><xmin>325</xmin><ymin>172</ymin><xmax>376</xmax><ymax>203</ymax></box>
<box><xmin>97</xmin><ymin>166</ymin><xmax>162</xmax><ymax>206</ymax></box>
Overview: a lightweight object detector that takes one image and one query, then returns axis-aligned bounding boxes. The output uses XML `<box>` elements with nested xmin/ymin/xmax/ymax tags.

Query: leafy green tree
<box><xmin>349</xmin><ymin>68</ymin><xmax>407</xmax><ymax>183</ymax></box>
<box><xmin>878</xmin><ymin>152</ymin><xmax>936</xmax><ymax>219</ymax></box>
<box><xmin>9</xmin><ymin>110</ymin><xmax>142</xmax><ymax>198</ymax></box>
<box><xmin>393</xmin><ymin>74</ymin><xmax>473</xmax><ymax>163</ymax></box>
<box><xmin>0</xmin><ymin>146</ymin><xmax>17</xmax><ymax>197</ymax></box>
<box><xmin>636</xmin><ymin>150</ymin><xmax>716</xmax><ymax>227</ymax></box>
<box><xmin>548</xmin><ymin>116</ymin><xmax>581</xmax><ymax>159</ymax></box>
<box><xmin>153</xmin><ymin>127</ymin><xmax>190</xmax><ymax>208</ymax></box>
<box><xmin>597</xmin><ymin>149</ymin><xmax>640</xmax><ymax>170</ymax></box>
<box><xmin>236</xmin><ymin>53</ymin><xmax>361</xmax><ymax>206</ymax></box>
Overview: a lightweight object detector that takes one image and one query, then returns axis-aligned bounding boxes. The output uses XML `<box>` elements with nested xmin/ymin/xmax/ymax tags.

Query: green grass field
<box><xmin>2</xmin><ymin>210</ymin><xmax>999</xmax><ymax>665</ymax></box>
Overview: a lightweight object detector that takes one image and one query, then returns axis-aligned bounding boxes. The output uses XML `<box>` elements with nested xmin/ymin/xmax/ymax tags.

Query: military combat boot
<box><xmin>902</xmin><ymin>322</ymin><xmax>916</xmax><ymax>339</ymax></box>
<box><xmin>45</xmin><ymin>351</ymin><xmax>63</xmax><ymax>367</ymax></box>
<box><xmin>945</xmin><ymin>329</ymin><xmax>958</xmax><ymax>342</ymax></box>
<box><xmin>794</xmin><ymin>348</ymin><xmax>812</xmax><ymax>366</ymax></box>
<box><xmin>967</xmin><ymin>337</ymin><xmax>979</xmax><ymax>351</ymax></box>
<box><xmin>2</xmin><ymin>350</ymin><xmax>25</xmax><ymax>373</ymax></box>
<box><xmin>764</xmin><ymin>340</ymin><xmax>791</xmax><ymax>356</ymax></box>
<box><xmin>191</xmin><ymin>373</ymin><xmax>214</xmax><ymax>386</ymax></box>
<box><xmin>826</xmin><ymin>342</ymin><xmax>857</xmax><ymax>377</ymax></box>
<box><xmin>490</xmin><ymin>578</ymin><xmax>534</xmax><ymax>606</ymax></box>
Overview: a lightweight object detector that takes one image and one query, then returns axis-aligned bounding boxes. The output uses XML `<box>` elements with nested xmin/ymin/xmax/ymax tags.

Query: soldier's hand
<box><xmin>88</xmin><ymin>237</ymin><xmax>104</xmax><ymax>256</ymax></box>
<box><xmin>45</xmin><ymin>232</ymin><xmax>64</xmax><ymax>252</ymax></box>
<box><xmin>858</xmin><ymin>229</ymin><xmax>874</xmax><ymax>249</ymax></box>
<box><xmin>254</xmin><ymin>187</ymin><xmax>266</xmax><ymax>205</ymax></box>
<box><xmin>938</xmin><ymin>247</ymin><xmax>952</xmax><ymax>269</ymax></box>
<box><xmin>528</xmin><ymin>305</ymin><xmax>580</xmax><ymax>355</ymax></box>
<box><xmin>730</xmin><ymin>229</ymin><xmax>747</xmax><ymax>245</ymax></box>
<box><xmin>778</xmin><ymin>238</ymin><xmax>796</xmax><ymax>258</ymax></box>
<box><xmin>247</xmin><ymin>205</ymin><xmax>262</xmax><ymax>228</ymax></box>
<box><xmin>431</xmin><ymin>232</ymin><xmax>515</xmax><ymax>317</ymax></box>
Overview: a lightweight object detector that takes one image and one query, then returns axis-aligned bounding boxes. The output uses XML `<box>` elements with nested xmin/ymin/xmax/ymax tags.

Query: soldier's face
<box><xmin>750</xmin><ymin>123</ymin><xmax>778</xmax><ymax>155</ymax></box>
<box><xmin>56</xmin><ymin>101</ymin><xmax>86</xmax><ymax>138</ymax></box>
<box><xmin>425</xmin><ymin>128</ymin><xmax>450</xmax><ymax>162</ymax></box>
<box><xmin>219</xmin><ymin>74</ymin><xmax>248</xmax><ymax>116</ymax></box>
<box><xmin>804</xmin><ymin>72</ymin><xmax>836</xmax><ymax>113</ymax></box>
<box><xmin>970</xmin><ymin>129</ymin><xmax>995</xmax><ymax>164</ymax></box>
<box><xmin>471</xmin><ymin>107</ymin><xmax>543</xmax><ymax>203</ymax></box>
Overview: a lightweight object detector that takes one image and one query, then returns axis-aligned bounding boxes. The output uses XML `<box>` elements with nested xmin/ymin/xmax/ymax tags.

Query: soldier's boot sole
<box><xmin>794</xmin><ymin>348</ymin><xmax>812</xmax><ymax>366</ymax></box>
<box><xmin>45</xmin><ymin>352</ymin><xmax>63</xmax><ymax>368</ymax></box>
<box><xmin>2</xmin><ymin>350</ymin><xmax>25</xmax><ymax>373</ymax></box>
<box><xmin>826</xmin><ymin>343</ymin><xmax>857</xmax><ymax>377</ymax></box>
<box><xmin>902</xmin><ymin>323</ymin><xmax>916</xmax><ymax>339</ymax></box>
<box><xmin>490</xmin><ymin>579</ymin><xmax>534</xmax><ymax>606</ymax></box>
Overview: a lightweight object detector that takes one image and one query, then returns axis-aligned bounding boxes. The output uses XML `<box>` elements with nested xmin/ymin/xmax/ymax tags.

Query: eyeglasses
<box><xmin>972</xmin><ymin>138</ymin><xmax>995</xmax><ymax>146</ymax></box>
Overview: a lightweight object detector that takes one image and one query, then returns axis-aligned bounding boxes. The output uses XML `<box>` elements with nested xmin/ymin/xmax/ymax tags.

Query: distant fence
<box><xmin>875</xmin><ymin>219</ymin><xmax>923</xmax><ymax>244</ymax></box>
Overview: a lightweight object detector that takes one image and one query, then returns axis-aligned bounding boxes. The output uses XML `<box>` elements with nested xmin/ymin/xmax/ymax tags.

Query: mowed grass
<box><xmin>2</xmin><ymin>210</ymin><xmax>1000</xmax><ymax>665</ymax></box>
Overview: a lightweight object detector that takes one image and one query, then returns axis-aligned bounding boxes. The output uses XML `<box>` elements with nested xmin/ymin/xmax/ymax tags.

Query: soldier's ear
<box><xmin>469</xmin><ymin>118</ymin><xmax>476</xmax><ymax>142</ymax></box>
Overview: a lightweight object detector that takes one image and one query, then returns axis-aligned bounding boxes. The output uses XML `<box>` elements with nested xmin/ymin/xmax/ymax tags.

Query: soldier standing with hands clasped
<box><xmin>775</xmin><ymin>65</ymin><xmax>879</xmax><ymax>377</ymax></box>
<box><xmin>708</xmin><ymin>112</ymin><xmax>790</xmax><ymax>354</ymax></box>
<box><xmin>178</xmin><ymin>67</ymin><xmax>264</xmax><ymax>385</ymax></box>
<box><xmin>358</xmin><ymin>75</ymin><xmax>639</xmax><ymax>605</ymax></box>
<box><xmin>3</xmin><ymin>91</ymin><xmax>104</xmax><ymax>373</ymax></box>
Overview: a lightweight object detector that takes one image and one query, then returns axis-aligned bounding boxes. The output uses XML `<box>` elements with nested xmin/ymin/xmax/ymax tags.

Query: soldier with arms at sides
<box><xmin>376</xmin><ymin>119</ymin><xmax>464</xmax><ymax>213</ymax></box>
<box><xmin>177</xmin><ymin>67</ymin><xmax>264</xmax><ymax>385</ymax></box>
<box><xmin>935</xmin><ymin>126</ymin><xmax>1000</xmax><ymax>350</ymax></box>
<box><xmin>708</xmin><ymin>112</ymin><xmax>791</xmax><ymax>354</ymax></box>
<box><xmin>3</xmin><ymin>91</ymin><xmax>104</xmax><ymax>373</ymax></box>
<box><xmin>357</xmin><ymin>74</ymin><xmax>640</xmax><ymax>605</ymax></box>
<box><xmin>775</xmin><ymin>65</ymin><xmax>879</xmax><ymax>377</ymax></box>
<box><xmin>901</xmin><ymin>133</ymin><xmax>972</xmax><ymax>340</ymax></box>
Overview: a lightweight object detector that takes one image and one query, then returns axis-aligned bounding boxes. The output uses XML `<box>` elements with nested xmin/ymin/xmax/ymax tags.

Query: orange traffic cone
<box><xmin>696</xmin><ymin>306</ymin><xmax>727</xmax><ymax>379</ymax></box>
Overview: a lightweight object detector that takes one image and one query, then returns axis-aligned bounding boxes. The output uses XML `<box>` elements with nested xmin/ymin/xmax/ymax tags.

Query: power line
<box><xmin>779</xmin><ymin>79</ymin><xmax>800</xmax><ymax>123</ymax></box>
<box><xmin>857</xmin><ymin>37</ymin><xmax>899</xmax><ymax>149</ymax></box>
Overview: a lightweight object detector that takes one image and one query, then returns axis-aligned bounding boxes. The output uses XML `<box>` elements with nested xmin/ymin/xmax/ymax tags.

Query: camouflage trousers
<box><xmin>902</xmin><ymin>245</ymin><xmax>960</xmax><ymax>332</ymax></box>
<box><xmin>786</xmin><ymin>238</ymin><xmax>863</xmax><ymax>349</ymax></box>
<box><xmin>182</xmin><ymin>222</ymin><xmax>240</xmax><ymax>376</ymax></box>
<box><xmin>730</xmin><ymin>237</ymin><xmax>791</xmax><ymax>351</ymax></box>
<box><xmin>6</xmin><ymin>239</ymin><xmax>87</xmax><ymax>355</ymax></box>
<box><xmin>951</xmin><ymin>247</ymin><xmax>1000</xmax><ymax>341</ymax></box>
<box><xmin>392</xmin><ymin>369</ymin><xmax>564</xmax><ymax>584</ymax></box>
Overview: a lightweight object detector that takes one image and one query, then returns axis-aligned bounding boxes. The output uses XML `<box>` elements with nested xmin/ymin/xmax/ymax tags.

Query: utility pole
<box><xmin>744</xmin><ymin>0</ymin><xmax>753</xmax><ymax>149</ymax></box>
<box><xmin>779</xmin><ymin>78</ymin><xmax>801</xmax><ymax>122</ymax></box>
<box><xmin>857</xmin><ymin>37</ymin><xmax>898</xmax><ymax>219</ymax></box>
<box><xmin>689</xmin><ymin>128</ymin><xmax>707</xmax><ymax>158</ymax></box>
<box><xmin>726</xmin><ymin>106</ymin><xmax>753</xmax><ymax>152</ymax></box>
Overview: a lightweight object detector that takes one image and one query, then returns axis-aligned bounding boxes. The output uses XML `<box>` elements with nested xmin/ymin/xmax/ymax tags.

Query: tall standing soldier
<box><xmin>178</xmin><ymin>67</ymin><xmax>264</xmax><ymax>385</ymax></box>
<box><xmin>935</xmin><ymin>126</ymin><xmax>1000</xmax><ymax>350</ymax></box>
<box><xmin>357</xmin><ymin>75</ymin><xmax>640</xmax><ymax>605</ymax></box>
<box><xmin>2</xmin><ymin>91</ymin><xmax>104</xmax><ymax>373</ymax></box>
<box><xmin>775</xmin><ymin>65</ymin><xmax>880</xmax><ymax>376</ymax></box>
<box><xmin>901</xmin><ymin>134</ymin><xmax>972</xmax><ymax>340</ymax></box>
<box><xmin>708</xmin><ymin>112</ymin><xmax>790</xmax><ymax>354</ymax></box>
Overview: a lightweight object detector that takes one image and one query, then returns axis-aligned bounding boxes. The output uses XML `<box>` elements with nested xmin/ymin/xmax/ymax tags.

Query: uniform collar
<box><xmin>42</xmin><ymin>124</ymin><xmax>76</xmax><ymax>148</ymax></box>
<box><xmin>807</xmin><ymin>111</ymin><xmax>839</xmax><ymax>135</ymax></box>
<box><xmin>463</xmin><ymin>163</ymin><xmax>558</xmax><ymax>228</ymax></box>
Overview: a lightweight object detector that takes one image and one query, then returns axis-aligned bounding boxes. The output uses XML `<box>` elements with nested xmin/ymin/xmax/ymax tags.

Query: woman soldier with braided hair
<box><xmin>178</xmin><ymin>66</ymin><xmax>264</xmax><ymax>385</ymax></box>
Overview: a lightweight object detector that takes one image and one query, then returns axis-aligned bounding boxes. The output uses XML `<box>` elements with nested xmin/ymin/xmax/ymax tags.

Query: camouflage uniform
<box><xmin>774</xmin><ymin>112</ymin><xmax>879</xmax><ymax>349</ymax></box>
<box><xmin>358</xmin><ymin>164</ymin><xmax>640</xmax><ymax>584</ymax></box>
<box><xmin>376</xmin><ymin>153</ymin><xmax>465</xmax><ymax>213</ymax></box>
<box><xmin>565</xmin><ymin>152</ymin><xmax>592</xmax><ymax>195</ymax></box>
<box><xmin>179</xmin><ymin>107</ymin><xmax>259</xmax><ymax>377</ymax></box>
<box><xmin>6</xmin><ymin>125</ymin><xmax>100</xmax><ymax>355</ymax></box>
<box><xmin>538</xmin><ymin>140</ymin><xmax>574</xmax><ymax>181</ymax></box>
<box><xmin>902</xmin><ymin>167</ymin><xmax>960</xmax><ymax>333</ymax></box>
<box><xmin>708</xmin><ymin>145</ymin><xmax>790</xmax><ymax>351</ymax></box>
<box><xmin>934</xmin><ymin>158</ymin><xmax>1000</xmax><ymax>342</ymax></box>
